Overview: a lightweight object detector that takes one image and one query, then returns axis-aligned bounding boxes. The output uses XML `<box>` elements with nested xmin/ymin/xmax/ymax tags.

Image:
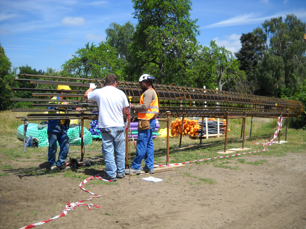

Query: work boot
<box><xmin>57</xmin><ymin>164</ymin><xmax>71</xmax><ymax>171</ymax></box>
<box><xmin>101</xmin><ymin>174</ymin><xmax>117</xmax><ymax>182</ymax></box>
<box><xmin>125</xmin><ymin>168</ymin><xmax>141</xmax><ymax>175</ymax></box>
<box><xmin>50</xmin><ymin>165</ymin><xmax>59</xmax><ymax>171</ymax></box>
<box><xmin>116</xmin><ymin>173</ymin><xmax>125</xmax><ymax>179</ymax></box>
<box><xmin>142</xmin><ymin>167</ymin><xmax>154</xmax><ymax>174</ymax></box>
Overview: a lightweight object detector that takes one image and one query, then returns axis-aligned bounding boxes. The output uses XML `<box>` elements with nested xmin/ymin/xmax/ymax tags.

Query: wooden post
<box><xmin>278</xmin><ymin>114</ymin><xmax>282</xmax><ymax>143</ymax></box>
<box><xmin>200</xmin><ymin>117</ymin><xmax>204</xmax><ymax>144</ymax></box>
<box><xmin>217</xmin><ymin>118</ymin><xmax>220</xmax><ymax>138</ymax></box>
<box><xmin>179</xmin><ymin>115</ymin><xmax>185</xmax><ymax>148</ymax></box>
<box><xmin>285</xmin><ymin>117</ymin><xmax>288</xmax><ymax>141</ymax></box>
<box><xmin>224</xmin><ymin>113</ymin><xmax>229</xmax><ymax>152</ymax></box>
<box><xmin>125</xmin><ymin>116</ymin><xmax>129</xmax><ymax>169</ymax></box>
<box><xmin>205</xmin><ymin>118</ymin><xmax>209</xmax><ymax>139</ymax></box>
<box><xmin>240</xmin><ymin>120</ymin><xmax>243</xmax><ymax>139</ymax></box>
<box><xmin>80</xmin><ymin>117</ymin><xmax>84</xmax><ymax>161</ymax></box>
<box><xmin>166</xmin><ymin>111</ymin><xmax>171</xmax><ymax>165</ymax></box>
<box><xmin>242</xmin><ymin>115</ymin><xmax>246</xmax><ymax>149</ymax></box>
<box><xmin>23</xmin><ymin>117</ymin><xmax>28</xmax><ymax>153</ymax></box>
<box><xmin>249</xmin><ymin>116</ymin><xmax>253</xmax><ymax>138</ymax></box>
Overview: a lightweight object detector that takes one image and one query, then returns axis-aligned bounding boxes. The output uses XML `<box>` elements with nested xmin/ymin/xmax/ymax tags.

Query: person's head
<box><xmin>138</xmin><ymin>74</ymin><xmax>154</xmax><ymax>91</ymax></box>
<box><xmin>105</xmin><ymin>74</ymin><xmax>118</xmax><ymax>86</ymax></box>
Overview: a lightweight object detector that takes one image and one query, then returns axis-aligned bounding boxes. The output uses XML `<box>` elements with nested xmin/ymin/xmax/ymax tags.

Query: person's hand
<box><xmin>90</xmin><ymin>83</ymin><xmax>96</xmax><ymax>89</ymax></box>
<box><xmin>130</xmin><ymin>105</ymin><xmax>135</xmax><ymax>109</ymax></box>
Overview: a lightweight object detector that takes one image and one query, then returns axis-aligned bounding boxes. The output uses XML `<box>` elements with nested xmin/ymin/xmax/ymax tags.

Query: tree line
<box><xmin>1</xmin><ymin>0</ymin><xmax>305</xmax><ymax>128</ymax></box>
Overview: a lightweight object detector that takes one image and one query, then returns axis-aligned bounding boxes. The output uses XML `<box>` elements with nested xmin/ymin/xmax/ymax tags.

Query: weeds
<box><xmin>213</xmin><ymin>161</ymin><xmax>238</xmax><ymax>170</ymax></box>
<box><xmin>238</xmin><ymin>159</ymin><xmax>267</xmax><ymax>165</ymax></box>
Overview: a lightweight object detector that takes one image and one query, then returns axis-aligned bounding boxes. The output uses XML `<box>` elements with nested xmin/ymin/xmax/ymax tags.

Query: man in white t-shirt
<box><xmin>84</xmin><ymin>74</ymin><xmax>129</xmax><ymax>181</ymax></box>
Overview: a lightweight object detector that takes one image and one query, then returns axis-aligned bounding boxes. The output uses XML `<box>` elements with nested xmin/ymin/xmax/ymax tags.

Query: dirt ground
<box><xmin>1</xmin><ymin>151</ymin><xmax>306</xmax><ymax>229</ymax></box>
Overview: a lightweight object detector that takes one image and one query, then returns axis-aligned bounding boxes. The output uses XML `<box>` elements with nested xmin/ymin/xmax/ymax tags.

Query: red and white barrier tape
<box><xmin>20</xmin><ymin>116</ymin><xmax>283</xmax><ymax>228</ymax></box>
<box><xmin>19</xmin><ymin>174</ymin><xmax>112</xmax><ymax>229</ymax></box>
<box><xmin>153</xmin><ymin>149</ymin><xmax>269</xmax><ymax>168</ymax></box>
<box><xmin>252</xmin><ymin>115</ymin><xmax>283</xmax><ymax>148</ymax></box>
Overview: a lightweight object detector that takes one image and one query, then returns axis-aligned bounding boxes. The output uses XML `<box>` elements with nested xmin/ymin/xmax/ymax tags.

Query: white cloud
<box><xmin>0</xmin><ymin>13</ymin><xmax>16</xmax><ymax>21</ymax></box>
<box><xmin>227</xmin><ymin>34</ymin><xmax>241</xmax><ymax>41</ymax></box>
<box><xmin>62</xmin><ymin>17</ymin><xmax>85</xmax><ymax>26</ymax></box>
<box><xmin>85</xmin><ymin>33</ymin><xmax>105</xmax><ymax>42</ymax></box>
<box><xmin>203</xmin><ymin>13</ymin><xmax>265</xmax><ymax>28</ymax></box>
<box><xmin>261</xmin><ymin>0</ymin><xmax>270</xmax><ymax>4</ymax></box>
<box><xmin>213</xmin><ymin>34</ymin><xmax>241</xmax><ymax>54</ymax></box>
<box><xmin>203</xmin><ymin>9</ymin><xmax>306</xmax><ymax>29</ymax></box>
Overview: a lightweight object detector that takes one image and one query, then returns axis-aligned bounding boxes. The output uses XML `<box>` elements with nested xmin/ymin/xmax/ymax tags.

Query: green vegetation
<box><xmin>0</xmin><ymin>110</ymin><xmax>305</xmax><ymax>186</ymax></box>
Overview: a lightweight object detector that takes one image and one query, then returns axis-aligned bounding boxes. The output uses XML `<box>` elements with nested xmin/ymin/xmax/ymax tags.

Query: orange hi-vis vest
<box><xmin>137</xmin><ymin>89</ymin><xmax>159</xmax><ymax>120</ymax></box>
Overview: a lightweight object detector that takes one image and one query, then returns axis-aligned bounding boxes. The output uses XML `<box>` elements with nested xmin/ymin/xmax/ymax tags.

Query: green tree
<box><xmin>16</xmin><ymin>65</ymin><xmax>44</xmax><ymax>98</ymax></box>
<box><xmin>126</xmin><ymin>0</ymin><xmax>200</xmax><ymax>85</ymax></box>
<box><xmin>106</xmin><ymin>22</ymin><xmax>135</xmax><ymax>63</ymax></box>
<box><xmin>235</xmin><ymin>32</ymin><xmax>265</xmax><ymax>93</ymax></box>
<box><xmin>62</xmin><ymin>42</ymin><xmax>122</xmax><ymax>79</ymax></box>
<box><xmin>193</xmin><ymin>40</ymin><xmax>245</xmax><ymax>91</ymax></box>
<box><xmin>253</xmin><ymin>14</ymin><xmax>306</xmax><ymax>97</ymax></box>
<box><xmin>0</xmin><ymin>44</ymin><xmax>16</xmax><ymax>110</ymax></box>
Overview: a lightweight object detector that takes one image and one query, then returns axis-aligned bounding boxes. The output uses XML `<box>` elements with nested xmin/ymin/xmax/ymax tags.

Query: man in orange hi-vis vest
<box><xmin>125</xmin><ymin>74</ymin><xmax>159</xmax><ymax>175</ymax></box>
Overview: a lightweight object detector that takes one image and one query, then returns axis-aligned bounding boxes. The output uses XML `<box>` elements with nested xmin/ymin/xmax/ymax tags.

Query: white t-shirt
<box><xmin>88</xmin><ymin>86</ymin><xmax>129</xmax><ymax>128</ymax></box>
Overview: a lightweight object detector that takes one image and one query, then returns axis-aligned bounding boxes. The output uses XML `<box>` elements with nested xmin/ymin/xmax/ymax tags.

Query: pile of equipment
<box><xmin>17</xmin><ymin>123</ymin><xmax>93</xmax><ymax>147</ymax></box>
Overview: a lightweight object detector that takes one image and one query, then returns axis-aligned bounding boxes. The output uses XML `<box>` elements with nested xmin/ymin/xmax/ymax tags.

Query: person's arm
<box><xmin>133</xmin><ymin>90</ymin><xmax>155</xmax><ymax>112</ymax></box>
<box><xmin>84</xmin><ymin>83</ymin><xmax>96</xmax><ymax>99</ymax></box>
<box><xmin>123</xmin><ymin>107</ymin><xmax>129</xmax><ymax>115</ymax></box>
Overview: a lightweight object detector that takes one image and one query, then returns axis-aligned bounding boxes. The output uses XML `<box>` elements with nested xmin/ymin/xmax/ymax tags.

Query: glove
<box><xmin>90</xmin><ymin>83</ymin><xmax>96</xmax><ymax>89</ymax></box>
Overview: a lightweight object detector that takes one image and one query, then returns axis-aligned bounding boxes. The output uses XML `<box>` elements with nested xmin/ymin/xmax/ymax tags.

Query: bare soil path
<box><xmin>1</xmin><ymin>151</ymin><xmax>306</xmax><ymax>229</ymax></box>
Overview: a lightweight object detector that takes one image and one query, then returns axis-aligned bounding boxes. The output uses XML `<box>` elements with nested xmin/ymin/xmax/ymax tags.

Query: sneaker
<box><xmin>50</xmin><ymin>165</ymin><xmax>59</xmax><ymax>171</ymax></box>
<box><xmin>116</xmin><ymin>173</ymin><xmax>125</xmax><ymax>179</ymax></box>
<box><xmin>125</xmin><ymin>168</ymin><xmax>141</xmax><ymax>175</ymax></box>
<box><xmin>143</xmin><ymin>167</ymin><xmax>154</xmax><ymax>174</ymax></box>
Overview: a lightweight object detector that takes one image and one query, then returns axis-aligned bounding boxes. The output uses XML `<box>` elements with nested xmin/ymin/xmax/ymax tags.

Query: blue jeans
<box><xmin>48</xmin><ymin>131</ymin><xmax>69</xmax><ymax>168</ymax></box>
<box><xmin>101</xmin><ymin>126</ymin><xmax>125</xmax><ymax>178</ymax></box>
<box><xmin>131</xmin><ymin>119</ymin><xmax>156</xmax><ymax>170</ymax></box>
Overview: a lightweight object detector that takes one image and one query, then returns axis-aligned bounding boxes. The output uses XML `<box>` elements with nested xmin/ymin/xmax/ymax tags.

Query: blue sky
<box><xmin>1</xmin><ymin>0</ymin><xmax>306</xmax><ymax>72</ymax></box>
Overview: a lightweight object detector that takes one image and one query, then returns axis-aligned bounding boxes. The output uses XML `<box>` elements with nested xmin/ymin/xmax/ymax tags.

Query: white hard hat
<box><xmin>139</xmin><ymin>74</ymin><xmax>155</xmax><ymax>83</ymax></box>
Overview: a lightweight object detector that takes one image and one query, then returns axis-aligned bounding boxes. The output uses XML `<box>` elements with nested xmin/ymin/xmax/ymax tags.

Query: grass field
<box><xmin>0</xmin><ymin>110</ymin><xmax>306</xmax><ymax>177</ymax></box>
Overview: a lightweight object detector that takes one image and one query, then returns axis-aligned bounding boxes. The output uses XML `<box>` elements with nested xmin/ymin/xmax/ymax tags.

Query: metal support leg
<box><xmin>166</xmin><ymin>111</ymin><xmax>171</xmax><ymax>165</ymax></box>
<box><xmin>80</xmin><ymin>118</ymin><xmax>84</xmax><ymax>161</ymax></box>
<box><xmin>200</xmin><ymin>117</ymin><xmax>204</xmax><ymax>144</ymax></box>
<box><xmin>125</xmin><ymin>118</ymin><xmax>129</xmax><ymax>169</ymax></box>
<box><xmin>224</xmin><ymin>114</ymin><xmax>228</xmax><ymax>152</ymax></box>
<box><xmin>250</xmin><ymin>117</ymin><xmax>253</xmax><ymax>138</ymax></box>
<box><xmin>242</xmin><ymin>116</ymin><xmax>246</xmax><ymax>149</ymax></box>
<box><xmin>179</xmin><ymin>115</ymin><xmax>185</xmax><ymax>148</ymax></box>
<box><xmin>285</xmin><ymin>117</ymin><xmax>288</xmax><ymax>141</ymax></box>
<box><xmin>23</xmin><ymin>118</ymin><xmax>28</xmax><ymax>153</ymax></box>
